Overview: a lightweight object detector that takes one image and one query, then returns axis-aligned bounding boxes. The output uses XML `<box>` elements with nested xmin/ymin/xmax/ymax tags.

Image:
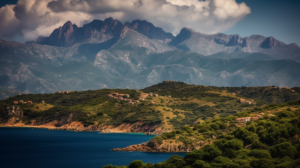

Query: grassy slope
<box><xmin>1</xmin><ymin>81</ymin><xmax>300</xmax><ymax>131</ymax></box>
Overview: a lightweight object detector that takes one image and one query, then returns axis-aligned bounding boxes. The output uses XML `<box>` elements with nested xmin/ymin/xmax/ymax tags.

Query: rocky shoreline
<box><xmin>112</xmin><ymin>139</ymin><xmax>212</xmax><ymax>152</ymax></box>
<box><xmin>0</xmin><ymin>117</ymin><xmax>166</xmax><ymax>134</ymax></box>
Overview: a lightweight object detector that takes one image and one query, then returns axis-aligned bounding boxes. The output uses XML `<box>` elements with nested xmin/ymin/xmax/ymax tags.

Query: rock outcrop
<box><xmin>112</xmin><ymin>139</ymin><xmax>212</xmax><ymax>152</ymax></box>
<box><xmin>1</xmin><ymin>106</ymin><xmax>23</xmax><ymax>119</ymax></box>
<box><xmin>125</xmin><ymin>20</ymin><xmax>174</xmax><ymax>40</ymax></box>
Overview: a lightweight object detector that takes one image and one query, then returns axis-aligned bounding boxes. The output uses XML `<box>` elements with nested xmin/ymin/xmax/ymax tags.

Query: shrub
<box><xmin>201</xmin><ymin>145</ymin><xmax>222</xmax><ymax>161</ymax></box>
<box><xmin>128</xmin><ymin>160</ymin><xmax>143</xmax><ymax>168</ymax></box>
<box><xmin>269</xmin><ymin>142</ymin><xmax>297</xmax><ymax>158</ymax></box>
<box><xmin>248</xmin><ymin>149</ymin><xmax>271</xmax><ymax>159</ymax></box>
<box><xmin>192</xmin><ymin>160</ymin><xmax>211</xmax><ymax>168</ymax></box>
<box><xmin>163</xmin><ymin>155</ymin><xmax>186</xmax><ymax>168</ymax></box>
<box><xmin>209</xmin><ymin>123</ymin><xmax>219</xmax><ymax>130</ymax></box>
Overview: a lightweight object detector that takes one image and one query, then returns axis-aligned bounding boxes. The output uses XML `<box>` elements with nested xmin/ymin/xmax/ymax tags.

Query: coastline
<box><xmin>0</xmin><ymin>125</ymin><xmax>149</xmax><ymax>134</ymax></box>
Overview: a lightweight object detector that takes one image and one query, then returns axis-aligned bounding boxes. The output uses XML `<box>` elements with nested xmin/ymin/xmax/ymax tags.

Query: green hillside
<box><xmin>1</xmin><ymin>81</ymin><xmax>300</xmax><ymax>132</ymax></box>
<box><xmin>105</xmin><ymin>99</ymin><xmax>300</xmax><ymax>168</ymax></box>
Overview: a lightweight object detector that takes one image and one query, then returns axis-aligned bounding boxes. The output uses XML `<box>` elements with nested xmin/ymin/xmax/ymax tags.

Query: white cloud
<box><xmin>0</xmin><ymin>0</ymin><xmax>251</xmax><ymax>42</ymax></box>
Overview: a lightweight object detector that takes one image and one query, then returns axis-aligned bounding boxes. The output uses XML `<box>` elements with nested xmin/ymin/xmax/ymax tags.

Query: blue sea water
<box><xmin>0</xmin><ymin>128</ymin><xmax>185</xmax><ymax>168</ymax></box>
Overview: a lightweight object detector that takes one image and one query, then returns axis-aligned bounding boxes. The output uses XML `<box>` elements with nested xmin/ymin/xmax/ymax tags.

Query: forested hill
<box><xmin>1</xmin><ymin>81</ymin><xmax>300</xmax><ymax>133</ymax></box>
<box><xmin>106</xmin><ymin>99</ymin><xmax>300</xmax><ymax>168</ymax></box>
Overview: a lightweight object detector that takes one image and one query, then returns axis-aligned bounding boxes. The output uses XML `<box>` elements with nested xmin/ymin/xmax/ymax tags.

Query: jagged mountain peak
<box><xmin>124</xmin><ymin>19</ymin><xmax>174</xmax><ymax>40</ymax></box>
<box><xmin>169</xmin><ymin>28</ymin><xmax>193</xmax><ymax>48</ymax></box>
<box><xmin>260</xmin><ymin>36</ymin><xmax>284</xmax><ymax>49</ymax></box>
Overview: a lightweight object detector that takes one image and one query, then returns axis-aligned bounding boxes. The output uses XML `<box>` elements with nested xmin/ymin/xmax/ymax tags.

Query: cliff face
<box><xmin>36</xmin><ymin>18</ymin><xmax>124</xmax><ymax>47</ymax></box>
<box><xmin>1</xmin><ymin>106</ymin><xmax>23</xmax><ymax>119</ymax></box>
<box><xmin>112</xmin><ymin>139</ymin><xmax>212</xmax><ymax>152</ymax></box>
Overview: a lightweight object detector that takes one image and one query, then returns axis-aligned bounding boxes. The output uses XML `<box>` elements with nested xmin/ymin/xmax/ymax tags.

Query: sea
<box><xmin>0</xmin><ymin>128</ymin><xmax>185</xmax><ymax>168</ymax></box>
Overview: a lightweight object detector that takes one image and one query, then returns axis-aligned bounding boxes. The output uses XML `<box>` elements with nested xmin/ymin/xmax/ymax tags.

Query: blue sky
<box><xmin>0</xmin><ymin>0</ymin><xmax>299</xmax><ymax>45</ymax></box>
<box><xmin>225</xmin><ymin>0</ymin><xmax>300</xmax><ymax>45</ymax></box>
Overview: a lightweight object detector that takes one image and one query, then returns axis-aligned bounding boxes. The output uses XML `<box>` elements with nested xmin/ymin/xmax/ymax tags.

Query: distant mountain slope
<box><xmin>35</xmin><ymin>17</ymin><xmax>124</xmax><ymax>47</ymax></box>
<box><xmin>0</xmin><ymin>17</ymin><xmax>300</xmax><ymax>93</ymax></box>
<box><xmin>125</xmin><ymin>20</ymin><xmax>174</xmax><ymax>41</ymax></box>
<box><xmin>34</xmin><ymin>18</ymin><xmax>175</xmax><ymax>47</ymax></box>
<box><xmin>170</xmin><ymin>28</ymin><xmax>300</xmax><ymax>61</ymax></box>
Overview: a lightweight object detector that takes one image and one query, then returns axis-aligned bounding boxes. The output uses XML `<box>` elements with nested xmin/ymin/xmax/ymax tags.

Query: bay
<box><xmin>0</xmin><ymin>127</ymin><xmax>185</xmax><ymax>168</ymax></box>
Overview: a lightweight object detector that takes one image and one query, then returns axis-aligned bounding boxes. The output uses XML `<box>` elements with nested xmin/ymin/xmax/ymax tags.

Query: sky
<box><xmin>0</xmin><ymin>0</ymin><xmax>299</xmax><ymax>45</ymax></box>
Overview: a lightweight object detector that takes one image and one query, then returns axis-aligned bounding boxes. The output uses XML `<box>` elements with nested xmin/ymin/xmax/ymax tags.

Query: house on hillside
<box><xmin>149</xmin><ymin>93</ymin><xmax>153</xmax><ymax>96</ymax></box>
<box><xmin>245</xmin><ymin>101</ymin><xmax>252</xmax><ymax>104</ymax></box>
<box><xmin>141</xmin><ymin>93</ymin><xmax>149</xmax><ymax>98</ymax></box>
<box><xmin>118</xmin><ymin>96</ymin><xmax>123</xmax><ymax>101</ymax></box>
<box><xmin>291</xmin><ymin>90</ymin><xmax>295</xmax><ymax>93</ymax></box>
<box><xmin>112</xmin><ymin>93</ymin><xmax>119</xmax><ymax>96</ymax></box>
<box><xmin>239</xmin><ymin>99</ymin><xmax>246</xmax><ymax>103</ymax></box>
<box><xmin>42</xmin><ymin>100</ymin><xmax>45</xmax><ymax>104</ymax></box>
<box><xmin>151</xmin><ymin>102</ymin><xmax>156</xmax><ymax>105</ymax></box>
<box><xmin>155</xmin><ymin>94</ymin><xmax>158</xmax><ymax>97</ymax></box>
<box><xmin>139</xmin><ymin>97</ymin><xmax>145</xmax><ymax>101</ymax></box>
<box><xmin>27</xmin><ymin>101</ymin><xmax>33</xmax><ymax>104</ymax></box>
<box><xmin>124</xmin><ymin>94</ymin><xmax>130</xmax><ymax>98</ymax></box>
<box><xmin>13</xmin><ymin>101</ymin><xmax>18</xmax><ymax>104</ymax></box>
<box><xmin>125</xmin><ymin>99</ymin><xmax>132</xmax><ymax>103</ymax></box>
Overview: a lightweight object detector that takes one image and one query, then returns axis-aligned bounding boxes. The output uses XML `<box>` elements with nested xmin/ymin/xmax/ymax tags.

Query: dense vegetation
<box><xmin>1</xmin><ymin>81</ymin><xmax>300</xmax><ymax>131</ymax></box>
<box><xmin>104</xmin><ymin>100</ymin><xmax>300</xmax><ymax>168</ymax></box>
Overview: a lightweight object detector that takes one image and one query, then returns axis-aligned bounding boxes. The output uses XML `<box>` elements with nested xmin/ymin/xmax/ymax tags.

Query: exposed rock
<box><xmin>36</xmin><ymin>18</ymin><xmax>124</xmax><ymax>47</ymax></box>
<box><xmin>1</xmin><ymin>106</ymin><xmax>23</xmax><ymax>119</ymax></box>
<box><xmin>169</xmin><ymin>28</ymin><xmax>192</xmax><ymax>47</ymax></box>
<box><xmin>260</xmin><ymin>36</ymin><xmax>281</xmax><ymax>49</ymax></box>
<box><xmin>125</xmin><ymin>20</ymin><xmax>174</xmax><ymax>40</ymax></box>
<box><xmin>226</xmin><ymin>34</ymin><xmax>243</xmax><ymax>46</ymax></box>
<box><xmin>112</xmin><ymin>139</ymin><xmax>212</xmax><ymax>152</ymax></box>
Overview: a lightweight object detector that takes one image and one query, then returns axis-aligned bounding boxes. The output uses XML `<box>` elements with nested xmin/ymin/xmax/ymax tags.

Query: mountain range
<box><xmin>0</xmin><ymin>17</ymin><xmax>300</xmax><ymax>96</ymax></box>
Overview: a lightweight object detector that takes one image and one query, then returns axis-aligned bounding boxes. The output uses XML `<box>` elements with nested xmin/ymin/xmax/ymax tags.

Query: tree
<box><xmin>128</xmin><ymin>160</ymin><xmax>143</xmax><ymax>168</ymax></box>
<box><xmin>248</xmin><ymin>149</ymin><xmax>271</xmax><ymax>159</ymax></box>
<box><xmin>185</xmin><ymin>150</ymin><xmax>204</xmax><ymax>165</ymax></box>
<box><xmin>201</xmin><ymin>145</ymin><xmax>222</xmax><ymax>161</ymax></box>
<box><xmin>269</xmin><ymin>142</ymin><xmax>297</xmax><ymax>158</ymax></box>
<box><xmin>192</xmin><ymin>160</ymin><xmax>211</xmax><ymax>168</ymax></box>
<box><xmin>163</xmin><ymin>155</ymin><xmax>186</xmax><ymax>168</ymax></box>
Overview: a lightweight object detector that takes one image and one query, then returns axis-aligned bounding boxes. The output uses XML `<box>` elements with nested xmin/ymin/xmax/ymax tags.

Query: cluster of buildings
<box><xmin>13</xmin><ymin>100</ymin><xmax>32</xmax><ymax>105</ymax></box>
<box><xmin>139</xmin><ymin>92</ymin><xmax>158</xmax><ymax>100</ymax></box>
<box><xmin>107</xmin><ymin>93</ymin><xmax>138</xmax><ymax>104</ymax></box>
<box><xmin>273</xmin><ymin>86</ymin><xmax>295</xmax><ymax>93</ymax></box>
<box><xmin>13</xmin><ymin>100</ymin><xmax>45</xmax><ymax>105</ymax></box>
<box><xmin>107</xmin><ymin>92</ymin><xmax>159</xmax><ymax>105</ymax></box>
<box><xmin>235</xmin><ymin>113</ymin><xmax>276</xmax><ymax>123</ymax></box>
<box><xmin>57</xmin><ymin>91</ymin><xmax>72</xmax><ymax>94</ymax></box>
<box><xmin>239</xmin><ymin>99</ymin><xmax>254</xmax><ymax>104</ymax></box>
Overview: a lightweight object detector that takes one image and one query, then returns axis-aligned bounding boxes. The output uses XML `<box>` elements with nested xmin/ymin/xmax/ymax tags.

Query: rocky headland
<box><xmin>112</xmin><ymin>139</ymin><xmax>212</xmax><ymax>152</ymax></box>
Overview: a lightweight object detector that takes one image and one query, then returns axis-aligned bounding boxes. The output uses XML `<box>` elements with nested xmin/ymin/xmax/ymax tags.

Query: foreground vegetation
<box><xmin>104</xmin><ymin>99</ymin><xmax>300</xmax><ymax>168</ymax></box>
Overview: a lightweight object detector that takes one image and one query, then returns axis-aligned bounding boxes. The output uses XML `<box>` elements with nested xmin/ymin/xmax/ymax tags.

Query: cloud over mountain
<box><xmin>0</xmin><ymin>0</ymin><xmax>251</xmax><ymax>42</ymax></box>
